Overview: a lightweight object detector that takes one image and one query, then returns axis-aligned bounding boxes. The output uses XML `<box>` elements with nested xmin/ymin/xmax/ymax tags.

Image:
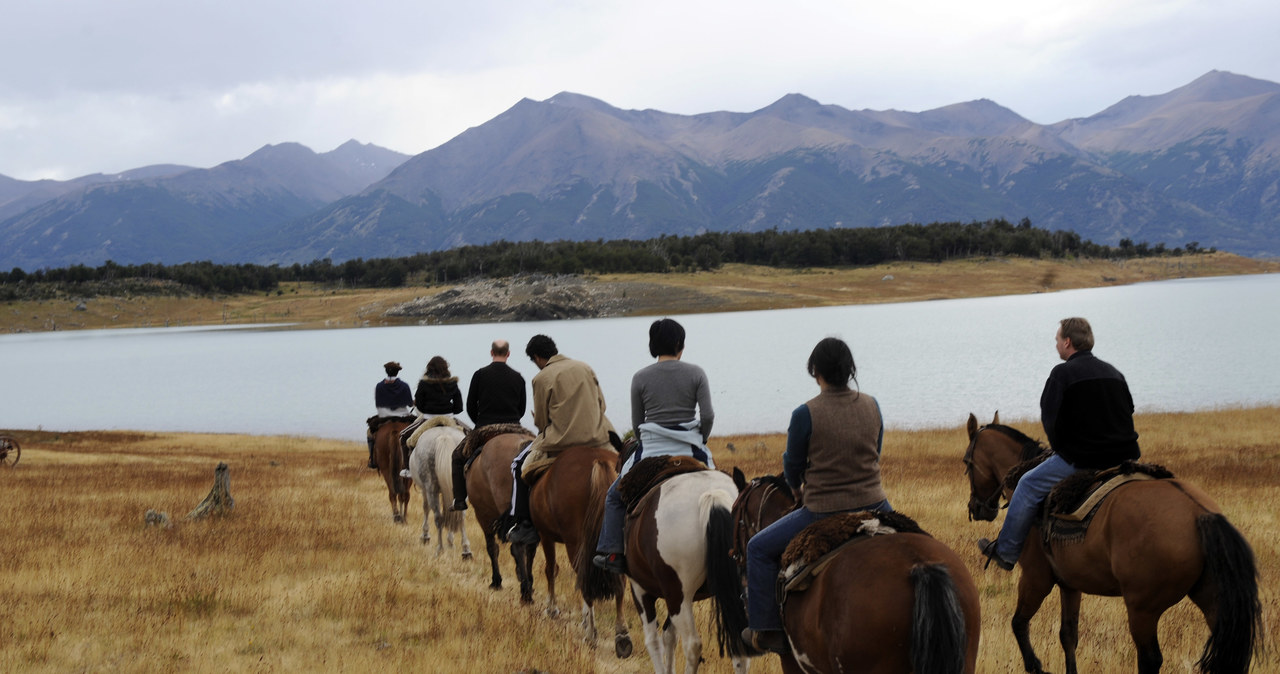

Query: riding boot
<box><xmin>450</xmin><ymin>443</ymin><xmax>469</xmax><ymax>510</ymax></box>
<box><xmin>366</xmin><ymin>435</ymin><xmax>377</xmax><ymax>469</ymax></box>
<box><xmin>505</xmin><ymin>467</ymin><xmax>539</xmax><ymax>545</ymax></box>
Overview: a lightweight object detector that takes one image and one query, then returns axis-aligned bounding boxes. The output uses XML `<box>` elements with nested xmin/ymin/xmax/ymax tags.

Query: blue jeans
<box><xmin>996</xmin><ymin>453</ymin><xmax>1077</xmax><ymax>563</ymax></box>
<box><xmin>597</xmin><ymin>478</ymin><xmax>625</xmax><ymax>554</ymax></box>
<box><xmin>745</xmin><ymin>499</ymin><xmax>892</xmax><ymax>631</ymax></box>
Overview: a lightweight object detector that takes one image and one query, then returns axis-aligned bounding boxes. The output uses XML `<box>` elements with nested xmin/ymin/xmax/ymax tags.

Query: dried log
<box><xmin>187</xmin><ymin>462</ymin><xmax>234</xmax><ymax>520</ymax></box>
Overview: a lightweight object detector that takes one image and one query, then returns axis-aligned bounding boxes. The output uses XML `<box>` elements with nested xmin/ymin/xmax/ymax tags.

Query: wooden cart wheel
<box><xmin>0</xmin><ymin>436</ymin><xmax>19</xmax><ymax>467</ymax></box>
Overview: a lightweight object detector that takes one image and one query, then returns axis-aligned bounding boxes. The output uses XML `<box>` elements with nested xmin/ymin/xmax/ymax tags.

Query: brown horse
<box><xmin>373</xmin><ymin>418</ymin><xmax>412</xmax><ymax>523</ymax></box>
<box><xmin>525</xmin><ymin>445</ymin><xmax>633</xmax><ymax>658</ymax></box>
<box><xmin>465</xmin><ymin>429</ymin><xmax>539</xmax><ymax>602</ymax></box>
<box><xmin>962</xmin><ymin>412</ymin><xmax>1262</xmax><ymax>674</ymax></box>
<box><xmin>730</xmin><ymin>469</ymin><xmax>981</xmax><ymax>674</ymax></box>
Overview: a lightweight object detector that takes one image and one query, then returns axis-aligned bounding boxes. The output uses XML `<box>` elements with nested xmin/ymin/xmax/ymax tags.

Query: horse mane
<box><xmin>985</xmin><ymin>424</ymin><xmax>1048</xmax><ymax>463</ymax></box>
<box><xmin>752</xmin><ymin>474</ymin><xmax>795</xmax><ymax>500</ymax></box>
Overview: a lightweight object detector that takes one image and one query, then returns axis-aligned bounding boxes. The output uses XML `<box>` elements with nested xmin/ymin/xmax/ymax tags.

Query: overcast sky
<box><xmin>2</xmin><ymin>0</ymin><xmax>1278</xmax><ymax>181</ymax></box>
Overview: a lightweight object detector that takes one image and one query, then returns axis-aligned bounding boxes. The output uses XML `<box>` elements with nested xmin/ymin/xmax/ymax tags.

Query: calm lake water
<box><xmin>2</xmin><ymin>274</ymin><xmax>1277</xmax><ymax>442</ymax></box>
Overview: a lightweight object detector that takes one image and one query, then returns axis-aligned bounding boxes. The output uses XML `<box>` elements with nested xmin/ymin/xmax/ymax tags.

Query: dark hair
<box><xmin>383</xmin><ymin>361</ymin><xmax>402</xmax><ymax>377</ymax></box>
<box><xmin>425</xmin><ymin>356</ymin><xmax>450</xmax><ymax>378</ymax></box>
<box><xmin>806</xmin><ymin>337</ymin><xmax>856</xmax><ymax>388</ymax></box>
<box><xmin>648</xmin><ymin>318</ymin><xmax>686</xmax><ymax>358</ymax></box>
<box><xmin>525</xmin><ymin>334</ymin><xmax>558</xmax><ymax>361</ymax></box>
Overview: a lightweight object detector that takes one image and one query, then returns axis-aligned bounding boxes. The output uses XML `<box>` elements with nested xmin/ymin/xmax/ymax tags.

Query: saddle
<box><xmin>400</xmin><ymin>415</ymin><xmax>469</xmax><ymax>451</ymax></box>
<box><xmin>1043</xmin><ymin>460</ymin><xmax>1174</xmax><ymax>544</ymax></box>
<box><xmin>460</xmin><ymin>423</ymin><xmax>535</xmax><ymax>473</ymax></box>
<box><xmin>617</xmin><ymin>455</ymin><xmax>710</xmax><ymax>515</ymax></box>
<box><xmin>367</xmin><ymin>414</ymin><xmax>414</xmax><ymax>433</ymax></box>
<box><xmin>779</xmin><ymin>511</ymin><xmax>927</xmax><ymax>596</ymax></box>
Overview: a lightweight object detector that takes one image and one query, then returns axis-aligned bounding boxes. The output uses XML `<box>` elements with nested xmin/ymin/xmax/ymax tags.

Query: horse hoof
<box><xmin>615</xmin><ymin>635</ymin><xmax>633</xmax><ymax>659</ymax></box>
<box><xmin>461</xmin><ymin>551</ymin><xmax>473</xmax><ymax>560</ymax></box>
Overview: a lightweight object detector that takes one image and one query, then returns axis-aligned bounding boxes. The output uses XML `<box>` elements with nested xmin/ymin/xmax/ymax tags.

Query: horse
<box><xmin>464</xmin><ymin>429</ymin><xmax>539</xmax><ymax>602</ymax></box>
<box><xmin>524</xmin><ymin>444</ymin><xmax>633</xmax><ymax>658</ymax></box>
<box><xmin>962</xmin><ymin>412</ymin><xmax>1262</xmax><ymax>674</ymax></box>
<box><xmin>730</xmin><ymin>469</ymin><xmax>981</xmax><ymax>674</ymax></box>
<box><xmin>622</xmin><ymin>465</ymin><xmax>752</xmax><ymax>674</ymax></box>
<box><xmin>408</xmin><ymin>422</ymin><xmax>472</xmax><ymax>558</ymax></box>
<box><xmin>373</xmin><ymin>417</ymin><xmax>412</xmax><ymax>523</ymax></box>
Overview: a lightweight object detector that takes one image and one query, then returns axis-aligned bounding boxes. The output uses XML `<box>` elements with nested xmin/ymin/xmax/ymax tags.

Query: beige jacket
<box><xmin>528</xmin><ymin>354</ymin><xmax>615</xmax><ymax>457</ymax></box>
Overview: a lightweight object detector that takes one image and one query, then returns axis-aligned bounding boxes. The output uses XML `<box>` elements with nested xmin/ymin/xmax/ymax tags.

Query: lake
<box><xmin>2</xmin><ymin>273</ymin><xmax>1277</xmax><ymax>442</ymax></box>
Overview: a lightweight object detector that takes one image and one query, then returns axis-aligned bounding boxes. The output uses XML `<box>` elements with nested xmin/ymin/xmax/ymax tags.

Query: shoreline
<box><xmin>3</xmin><ymin>253</ymin><xmax>1277</xmax><ymax>334</ymax></box>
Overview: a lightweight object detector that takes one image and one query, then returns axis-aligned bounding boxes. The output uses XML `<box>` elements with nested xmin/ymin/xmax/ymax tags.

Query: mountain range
<box><xmin>2</xmin><ymin>70</ymin><xmax>1278</xmax><ymax>271</ymax></box>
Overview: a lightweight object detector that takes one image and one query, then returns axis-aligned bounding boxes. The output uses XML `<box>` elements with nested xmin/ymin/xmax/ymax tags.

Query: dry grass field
<box><xmin>1</xmin><ymin>407</ymin><xmax>1275</xmax><ymax>673</ymax></box>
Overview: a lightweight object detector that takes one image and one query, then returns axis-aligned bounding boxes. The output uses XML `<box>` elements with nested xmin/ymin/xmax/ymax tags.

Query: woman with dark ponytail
<box><xmin>741</xmin><ymin>336</ymin><xmax>893</xmax><ymax>654</ymax></box>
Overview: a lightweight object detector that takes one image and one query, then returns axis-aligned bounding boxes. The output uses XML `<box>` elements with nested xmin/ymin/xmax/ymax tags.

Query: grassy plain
<box><xmin>4</xmin><ymin>252</ymin><xmax>1277</xmax><ymax>333</ymax></box>
<box><xmin>2</xmin><ymin>407</ymin><xmax>1276</xmax><ymax>673</ymax></box>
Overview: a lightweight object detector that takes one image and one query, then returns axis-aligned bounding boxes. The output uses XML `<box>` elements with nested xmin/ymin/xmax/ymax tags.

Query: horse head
<box><xmin>962</xmin><ymin>412</ymin><xmax>1047</xmax><ymax>521</ymax></box>
<box><xmin>728</xmin><ymin>471</ymin><xmax>797</xmax><ymax>571</ymax></box>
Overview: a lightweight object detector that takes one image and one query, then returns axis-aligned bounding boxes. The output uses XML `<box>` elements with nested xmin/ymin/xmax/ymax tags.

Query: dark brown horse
<box><xmin>623</xmin><ymin>465</ymin><xmax>753</xmax><ymax>673</ymax></box>
<box><xmin>730</xmin><ymin>469</ymin><xmax>981</xmax><ymax>674</ymax></box>
<box><xmin>963</xmin><ymin>412</ymin><xmax>1262</xmax><ymax>674</ymax></box>
<box><xmin>373</xmin><ymin>418</ymin><xmax>411</xmax><ymax>523</ymax></box>
<box><xmin>465</xmin><ymin>430</ymin><xmax>539</xmax><ymax>602</ymax></box>
<box><xmin>526</xmin><ymin>445</ymin><xmax>633</xmax><ymax>658</ymax></box>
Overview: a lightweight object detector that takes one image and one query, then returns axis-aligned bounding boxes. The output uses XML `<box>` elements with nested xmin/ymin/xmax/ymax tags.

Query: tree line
<box><xmin>0</xmin><ymin>219</ymin><xmax>1212</xmax><ymax>298</ymax></box>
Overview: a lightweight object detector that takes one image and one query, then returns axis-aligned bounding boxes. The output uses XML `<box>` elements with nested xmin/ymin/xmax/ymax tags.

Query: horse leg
<box><xmin>632</xmin><ymin>586</ymin><xmax>671</xmax><ymax>674</ymax></box>
<box><xmin>484</xmin><ymin>532</ymin><xmax>503</xmax><ymax>590</ymax></box>
<box><xmin>670</xmin><ymin>596</ymin><xmax>702</xmax><ymax>674</ymax></box>
<box><xmin>613</xmin><ymin>585</ymin><xmax>633</xmax><ymax>659</ymax></box>
<box><xmin>419</xmin><ymin>485</ymin><xmax>432</xmax><ymax>544</ymax></box>
<box><xmin>579</xmin><ymin>597</ymin><xmax>597</xmax><ymax>646</ymax></box>
<box><xmin>1125</xmin><ymin>607</ymin><xmax>1164</xmax><ymax>674</ymax></box>
<box><xmin>542</xmin><ymin>539</ymin><xmax>560</xmax><ymax>617</ymax></box>
<box><xmin>512</xmin><ymin>541</ymin><xmax>535</xmax><ymax>604</ymax></box>
<box><xmin>1058</xmin><ymin>588</ymin><xmax>1082</xmax><ymax>674</ymax></box>
<box><xmin>458</xmin><ymin>515</ymin><xmax>473</xmax><ymax>559</ymax></box>
<box><xmin>1012</xmin><ymin>571</ymin><xmax>1054</xmax><ymax>674</ymax></box>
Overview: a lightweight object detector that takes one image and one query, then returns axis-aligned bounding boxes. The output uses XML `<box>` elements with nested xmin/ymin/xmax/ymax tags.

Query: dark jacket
<box><xmin>375</xmin><ymin>378</ymin><xmax>413</xmax><ymax>410</ymax></box>
<box><xmin>414</xmin><ymin>376</ymin><xmax>463</xmax><ymax>415</ymax></box>
<box><xmin>466</xmin><ymin>361</ymin><xmax>526</xmax><ymax>427</ymax></box>
<box><xmin>1041</xmin><ymin>351</ymin><xmax>1141</xmax><ymax>469</ymax></box>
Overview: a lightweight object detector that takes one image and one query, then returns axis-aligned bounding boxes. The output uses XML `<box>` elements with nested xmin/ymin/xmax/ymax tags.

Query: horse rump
<box><xmin>1195</xmin><ymin>512</ymin><xmax>1261</xmax><ymax>674</ymax></box>
<box><xmin>909</xmin><ymin>563</ymin><xmax>967</xmax><ymax>674</ymax></box>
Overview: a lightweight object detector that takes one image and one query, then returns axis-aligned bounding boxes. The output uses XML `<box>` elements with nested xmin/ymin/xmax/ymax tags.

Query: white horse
<box><xmin>623</xmin><ymin>468</ymin><xmax>751</xmax><ymax>674</ymax></box>
<box><xmin>408</xmin><ymin>423</ymin><xmax>472</xmax><ymax>558</ymax></box>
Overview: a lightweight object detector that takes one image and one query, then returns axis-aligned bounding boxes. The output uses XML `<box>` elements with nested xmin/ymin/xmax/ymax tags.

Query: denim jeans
<box><xmin>597</xmin><ymin>478</ymin><xmax>626</xmax><ymax>554</ymax></box>
<box><xmin>996</xmin><ymin>453</ymin><xmax>1077</xmax><ymax>563</ymax></box>
<box><xmin>745</xmin><ymin>499</ymin><xmax>892</xmax><ymax>631</ymax></box>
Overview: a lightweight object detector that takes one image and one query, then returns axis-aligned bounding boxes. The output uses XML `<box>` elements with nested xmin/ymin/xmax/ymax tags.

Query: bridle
<box><xmin>963</xmin><ymin>427</ymin><xmax>1005</xmax><ymax>521</ymax></box>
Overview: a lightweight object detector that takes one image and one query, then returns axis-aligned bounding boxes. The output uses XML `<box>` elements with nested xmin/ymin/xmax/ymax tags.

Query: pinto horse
<box><xmin>730</xmin><ymin>469</ymin><xmax>981</xmax><ymax>674</ymax></box>
<box><xmin>373</xmin><ymin>418</ymin><xmax>412</xmax><ymax>523</ymax></box>
<box><xmin>465</xmin><ymin>429</ymin><xmax>538</xmax><ymax>602</ymax></box>
<box><xmin>408</xmin><ymin>423</ymin><xmax>472</xmax><ymax>558</ymax></box>
<box><xmin>525</xmin><ymin>445</ymin><xmax>633</xmax><ymax>658</ymax></box>
<box><xmin>622</xmin><ymin>466</ymin><xmax>752</xmax><ymax>674</ymax></box>
<box><xmin>963</xmin><ymin>412</ymin><xmax>1262</xmax><ymax>674</ymax></box>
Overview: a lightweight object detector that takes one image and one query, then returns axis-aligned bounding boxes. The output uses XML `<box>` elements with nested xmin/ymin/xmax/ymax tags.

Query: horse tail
<box><xmin>1195</xmin><ymin>513</ymin><xmax>1261</xmax><ymax>674</ymax></box>
<box><xmin>576</xmin><ymin>459</ymin><xmax>622</xmax><ymax>603</ymax></box>
<box><xmin>908</xmin><ymin>563</ymin><xmax>967</xmax><ymax>674</ymax></box>
<box><xmin>432</xmin><ymin>432</ymin><xmax>463</xmax><ymax>530</ymax></box>
<box><xmin>703</xmin><ymin>489</ymin><xmax>755</xmax><ymax>658</ymax></box>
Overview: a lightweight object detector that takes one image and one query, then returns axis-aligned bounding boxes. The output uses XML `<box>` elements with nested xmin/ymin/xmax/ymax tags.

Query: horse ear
<box><xmin>732</xmin><ymin>466</ymin><xmax>747</xmax><ymax>490</ymax></box>
<box><xmin>992</xmin><ymin>410</ymin><xmax>1000</xmax><ymax>425</ymax></box>
<box><xmin>967</xmin><ymin>413</ymin><xmax>978</xmax><ymax>438</ymax></box>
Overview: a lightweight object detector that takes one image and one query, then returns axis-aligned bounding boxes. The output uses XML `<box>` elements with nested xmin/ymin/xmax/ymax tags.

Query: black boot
<box><xmin>505</xmin><ymin>466</ymin><xmax>539</xmax><ymax>545</ymax></box>
<box><xmin>366</xmin><ymin>436</ymin><xmax>378</xmax><ymax>469</ymax></box>
<box><xmin>450</xmin><ymin>443</ymin><xmax>469</xmax><ymax>510</ymax></box>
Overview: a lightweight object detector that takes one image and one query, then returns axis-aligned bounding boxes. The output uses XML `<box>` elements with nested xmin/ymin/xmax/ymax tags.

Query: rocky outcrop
<box><xmin>385</xmin><ymin>274</ymin><xmax>636</xmax><ymax>324</ymax></box>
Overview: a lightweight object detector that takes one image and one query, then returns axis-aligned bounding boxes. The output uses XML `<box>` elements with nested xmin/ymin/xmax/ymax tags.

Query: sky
<box><xmin>2</xmin><ymin>0</ymin><xmax>1278</xmax><ymax>181</ymax></box>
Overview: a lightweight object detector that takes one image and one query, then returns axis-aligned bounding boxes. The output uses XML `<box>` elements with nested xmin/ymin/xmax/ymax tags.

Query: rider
<box><xmin>977</xmin><ymin>317</ymin><xmax>1141</xmax><ymax>570</ymax></box>
<box><xmin>398</xmin><ymin>355</ymin><xmax>465</xmax><ymax>477</ymax></box>
<box><xmin>449</xmin><ymin>340</ymin><xmax>527</xmax><ymax>511</ymax></box>
<box><xmin>367</xmin><ymin>361</ymin><xmax>414</xmax><ymax>469</ymax></box>
<box><xmin>592</xmin><ymin>318</ymin><xmax>715</xmax><ymax>574</ymax></box>
<box><xmin>505</xmin><ymin>334</ymin><xmax>616</xmax><ymax>545</ymax></box>
<box><xmin>741</xmin><ymin>337</ymin><xmax>893</xmax><ymax>655</ymax></box>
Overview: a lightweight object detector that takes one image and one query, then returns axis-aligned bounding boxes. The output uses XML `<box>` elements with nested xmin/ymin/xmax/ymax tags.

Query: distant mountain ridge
<box><xmin>3</xmin><ymin>71</ymin><xmax>1279</xmax><ymax>270</ymax></box>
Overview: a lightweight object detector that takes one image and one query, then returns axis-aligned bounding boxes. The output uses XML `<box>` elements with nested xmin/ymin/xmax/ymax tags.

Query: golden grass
<box><xmin>1</xmin><ymin>408</ymin><xmax>1276</xmax><ymax>673</ymax></box>
<box><xmin>5</xmin><ymin>252</ymin><xmax>1277</xmax><ymax>333</ymax></box>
